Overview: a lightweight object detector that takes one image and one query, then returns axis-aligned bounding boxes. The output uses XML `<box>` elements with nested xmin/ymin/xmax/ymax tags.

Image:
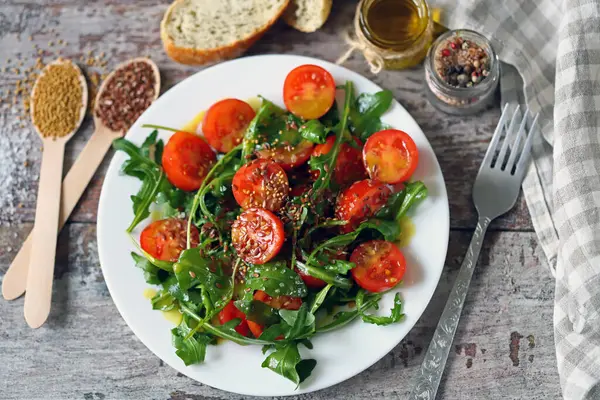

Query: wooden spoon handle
<box><xmin>2</xmin><ymin>129</ymin><xmax>118</xmax><ymax>301</ymax></box>
<box><xmin>24</xmin><ymin>139</ymin><xmax>66</xmax><ymax>328</ymax></box>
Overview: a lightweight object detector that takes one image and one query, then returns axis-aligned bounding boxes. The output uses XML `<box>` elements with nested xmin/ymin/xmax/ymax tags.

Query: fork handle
<box><xmin>408</xmin><ymin>216</ymin><xmax>491</xmax><ymax>400</ymax></box>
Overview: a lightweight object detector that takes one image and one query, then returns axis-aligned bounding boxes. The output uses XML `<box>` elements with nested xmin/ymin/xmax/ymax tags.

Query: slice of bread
<box><xmin>161</xmin><ymin>0</ymin><xmax>290</xmax><ymax>65</ymax></box>
<box><xmin>283</xmin><ymin>0</ymin><xmax>332</xmax><ymax>33</ymax></box>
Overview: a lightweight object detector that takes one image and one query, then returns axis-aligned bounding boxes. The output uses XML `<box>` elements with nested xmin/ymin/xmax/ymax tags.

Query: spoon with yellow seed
<box><xmin>23</xmin><ymin>58</ymin><xmax>87</xmax><ymax>328</ymax></box>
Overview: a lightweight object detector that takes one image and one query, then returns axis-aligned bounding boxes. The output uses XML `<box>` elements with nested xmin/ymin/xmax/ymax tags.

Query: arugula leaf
<box><xmin>151</xmin><ymin>290</ymin><xmax>176</xmax><ymax>311</ymax></box>
<box><xmin>139</xmin><ymin>130</ymin><xmax>164</xmax><ymax>164</ymax></box>
<box><xmin>181</xmin><ymin>303</ymin><xmax>275</xmax><ymax>346</ymax></box>
<box><xmin>315</xmin><ymin>295</ymin><xmax>381</xmax><ymax>333</ymax></box>
<box><xmin>172</xmin><ymin>319</ymin><xmax>212</xmax><ymax>366</ymax></box>
<box><xmin>310</xmin><ymin>284</ymin><xmax>332</xmax><ymax>314</ymax></box>
<box><xmin>245</xmin><ymin>300</ymin><xmax>279</xmax><ymax>327</ymax></box>
<box><xmin>187</xmin><ymin>144</ymin><xmax>242</xmax><ymax>247</ymax></box>
<box><xmin>295</xmin><ymin>261</ymin><xmax>352</xmax><ymax>289</ymax></box>
<box><xmin>235</xmin><ymin>261</ymin><xmax>307</xmax><ymax>313</ymax></box>
<box><xmin>319</xmin><ymin>100</ymin><xmax>340</xmax><ymax>126</ymax></box>
<box><xmin>279</xmin><ymin>304</ymin><xmax>315</xmax><ymax>340</ymax></box>
<box><xmin>323</xmin><ymin>259</ymin><xmax>355</xmax><ymax>274</ymax></box>
<box><xmin>162</xmin><ymin>274</ymin><xmax>189</xmax><ymax>303</ymax></box>
<box><xmin>262</xmin><ymin>342</ymin><xmax>316</xmax><ymax>385</ymax></box>
<box><xmin>173</xmin><ymin>249</ymin><xmax>232</xmax><ymax>309</ymax></box>
<box><xmin>113</xmin><ymin>136</ymin><xmax>168</xmax><ymax>232</ymax></box>
<box><xmin>241</xmin><ymin>98</ymin><xmax>285</xmax><ymax>161</ymax></box>
<box><xmin>307</xmin><ymin>217</ymin><xmax>402</xmax><ymax>264</ymax></box>
<box><xmin>376</xmin><ymin>181</ymin><xmax>428</xmax><ymax>221</ymax></box>
<box><xmin>129</xmin><ymin>235</ymin><xmax>174</xmax><ymax>271</ymax></box>
<box><xmin>356</xmin><ymin>291</ymin><xmax>404</xmax><ymax>326</ymax></box>
<box><xmin>154</xmin><ymin>191</ymin><xmax>184</xmax><ymax>219</ymax></box>
<box><xmin>258</xmin><ymin>324</ymin><xmax>287</xmax><ymax>342</ymax></box>
<box><xmin>395</xmin><ymin>181</ymin><xmax>428</xmax><ymax>220</ymax></box>
<box><xmin>131</xmin><ymin>252</ymin><xmax>165</xmax><ymax>284</ymax></box>
<box><xmin>299</xmin><ymin>120</ymin><xmax>327</xmax><ymax>144</ymax></box>
<box><xmin>349</xmin><ymin>90</ymin><xmax>393</xmax><ymax>140</ymax></box>
<box><xmin>309</xmin><ymin>81</ymin><xmax>353</xmax><ymax>199</ymax></box>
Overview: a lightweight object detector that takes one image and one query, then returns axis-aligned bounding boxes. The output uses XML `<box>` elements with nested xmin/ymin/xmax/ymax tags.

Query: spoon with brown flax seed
<box><xmin>4</xmin><ymin>58</ymin><xmax>160</xmax><ymax>311</ymax></box>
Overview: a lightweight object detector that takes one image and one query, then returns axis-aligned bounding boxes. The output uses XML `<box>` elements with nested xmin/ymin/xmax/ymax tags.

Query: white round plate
<box><xmin>97</xmin><ymin>54</ymin><xmax>449</xmax><ymax>397</ymax></box>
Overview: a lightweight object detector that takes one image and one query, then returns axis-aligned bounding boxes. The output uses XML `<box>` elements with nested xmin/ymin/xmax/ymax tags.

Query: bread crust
<box><xmin>161</xmin><ymin>0</ymin><xmax>290</xmax><ymax>66</ymax></box>
<box><xmin>283</xmin><ymin>0</ymin><xmax>332</xmax><ymax>33</ymax></box>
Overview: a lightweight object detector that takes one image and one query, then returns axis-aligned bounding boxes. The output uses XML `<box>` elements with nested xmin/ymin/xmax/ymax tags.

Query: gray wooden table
<box><xmin>0</xmin><ymin>1</ymin><xmax>561</xmax><ymax>399</ymax></box>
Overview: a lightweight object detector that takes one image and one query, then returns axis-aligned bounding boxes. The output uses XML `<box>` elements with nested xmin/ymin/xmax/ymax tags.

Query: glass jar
<box><xmin>358</xmin><ymin>0</ymin><xmax>434</xmax><ymax>70</ymax></box>
<box><xmin>424</xmin><ymin>29</ymin><xmax>499</xmax><ymax>115</ymax></box>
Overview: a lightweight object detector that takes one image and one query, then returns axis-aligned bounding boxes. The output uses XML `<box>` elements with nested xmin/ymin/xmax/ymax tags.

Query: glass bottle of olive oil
<box><xmin>358</xmin><ymin>0</ymin><xmax>433</xmax><ymax>69</ymax></box>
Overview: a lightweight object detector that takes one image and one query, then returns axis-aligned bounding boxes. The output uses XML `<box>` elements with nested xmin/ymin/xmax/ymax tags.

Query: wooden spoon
<box><xmin>2</xmin><ymin>58</ymin><xmax>161</xmax><ymax>304</ymax></box>
<box><xmin>23</xmin><ymin>59</ymin><xmax>88</xmax><ymax>328</ymax></box>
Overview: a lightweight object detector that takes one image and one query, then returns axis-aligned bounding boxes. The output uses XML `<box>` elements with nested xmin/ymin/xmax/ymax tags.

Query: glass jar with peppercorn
<box><xmin>424</xmin><ymin>29</ymin><xmax>499</xmax><ymax>115</ymax></box>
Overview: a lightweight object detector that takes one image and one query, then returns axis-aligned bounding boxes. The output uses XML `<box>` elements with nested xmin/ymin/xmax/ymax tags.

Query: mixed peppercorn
<box><xmin>435</xmin><ymin>36</ymin><xmax>490</xmax><ymax>88</ymax></box>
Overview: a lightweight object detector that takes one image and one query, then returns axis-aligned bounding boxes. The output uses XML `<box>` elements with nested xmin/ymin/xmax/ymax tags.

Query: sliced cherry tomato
<box><xmin>140</xmin><ymin>218</ymin><xmax>199</xmax><ymax>262</ymax></box>
<box><xmin>232</xmin><ymin>159</ymin><xmax>289</xmax><ymax>211</ymax></box>
<box><xmin>202</xmin><ymin>98</ymin><xmax>256</xmax><ymax>153</ymax></box>
<box><xmin>295</xmin><ymin>268</ymin><xmax>327</xmax><ymax>289</ymax></box>
<box><xmin>218</xmin><ymin>300</ymin><xmax>249</xmax><ymax>336</ymax></box>
<box><xmin>246</xmin><ymin>320</ymin><xmax>264</xmax><ymax>338</ymax></box>
<box><xmin>256</xmin><ymin>139</ymin><xmax>314</xmax><ymax>170</ymax></box>
<box><xmin>312</xmin><ymin>136</ymin><xmax>368</xmax><ymax>186</ymax></box>
<box><xmin>246</xmin><ymin>291</ymin><xmax>302</xmax><ymax>338</ymax></box>
<box><xmin>295</xmin><ymin>249</ymin><xmax>347</xmax><ymax>289</ymax></box>
<box><xmin>254</xmin><ymin>290</ymin><xmax>303</xmax><ymax>310</ymax></box>
<box><xmin>363</xmin><ymin>129</ymin><xmax>419</xmax><ymax>184</ymax></box>
<box><xmin>290</xmin><ymin>182</ymin><xmax>311</xmax><ymax>197</ymax></box>
<box><xmin>350</xmin><ymin>240</ymin><xmax>406</xmax><ymax>292</ymax></box>
<box><xmin>283</xmin><ymin>64</ymin><xmax>336</xmax><ymax>120</ymax></box>
<box><xmin>162</xmin><ymin>131</ymin><xmax>216</xmax><ymax>191</ymax></box>
<box><xmin>335</xmin><ymin>179</ymin><xmax>392</xmax><ymax>233</ymax></box>
<box><xmin>231</xmin><ymin>208</ymin><xmax>285</xmax><ymax>264</ymax></box>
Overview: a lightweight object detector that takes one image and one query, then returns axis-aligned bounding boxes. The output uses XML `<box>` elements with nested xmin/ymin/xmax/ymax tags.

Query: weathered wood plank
<box><xmin>0</xmin><ymin>224</ymin><xmax>559</xmax><ymax>399</ymax></box>
<box><xmin>0</xmin><ymin>0</ymin><xmax>532</xmax><ymax>231</ymax></box>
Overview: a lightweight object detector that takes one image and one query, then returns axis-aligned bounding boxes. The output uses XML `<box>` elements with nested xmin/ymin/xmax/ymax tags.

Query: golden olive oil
<box><xmin>397</xmin><ymin>216</ymin><xmax>416</xmax><ymax>248</ymax></box>
<box><xmin>365</xmin><ymin>0</ymin><xmax>424</xmax><ymax>46</ymax></box>
<box><xmin>359</xmin><ymin>0</ymin><xmax>433</xmax><ymax>69</ymax></box>
<box><xmin>143</xmin><ymin>288</ymin><xmax>183</xmax><ymax>325</ymax></box>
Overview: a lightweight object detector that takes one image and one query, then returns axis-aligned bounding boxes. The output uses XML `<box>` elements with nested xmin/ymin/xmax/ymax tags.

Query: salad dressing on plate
<box><xmin>143</xmin><ymin>288</ymin><xmax>183</xmax><ymax>325</ymax></box>
<box><xmin>397</xmin><ymin>216</ymin><xmax>416</xmax><ymax>247</ymax></box>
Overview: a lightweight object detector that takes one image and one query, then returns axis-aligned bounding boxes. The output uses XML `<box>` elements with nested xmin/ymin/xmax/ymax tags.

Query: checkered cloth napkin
<box><xmin>430</xmin><ymin>0</ymin><xmax>600</xmax><ymax>398</ymax></box>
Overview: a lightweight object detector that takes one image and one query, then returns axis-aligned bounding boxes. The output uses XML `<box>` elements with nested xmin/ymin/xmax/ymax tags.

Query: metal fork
<box><xmin>408</xmin><ymin>104</ymin><xmax>539</xmax><ymax>400</ymax></box>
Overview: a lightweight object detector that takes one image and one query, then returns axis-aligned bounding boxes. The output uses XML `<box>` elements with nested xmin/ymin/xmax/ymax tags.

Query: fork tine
<box><xmin>482</xmin><ymin>103</ymin><xmax>512</xmax><ymax>168</ymax></box>
<box><xmin>505</xmin><ymin>107</ymin><xmax>530</xmax><ymax>172</ymax></box>
<box><xmin>515</xmin><ymin>112</ymin><xmax>539</xmax><ymax>174</ymax></box>
<box><xmin>495</xmin><ymin>105</ymin><xmax>521</xmax><ymax>169</ymax></box>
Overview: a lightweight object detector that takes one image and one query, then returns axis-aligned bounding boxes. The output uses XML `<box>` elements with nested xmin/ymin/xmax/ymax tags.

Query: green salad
<box><xmin>113</xmin><ymin>64</ymin><xmax>427</xmax><ymax>386</ymax></box>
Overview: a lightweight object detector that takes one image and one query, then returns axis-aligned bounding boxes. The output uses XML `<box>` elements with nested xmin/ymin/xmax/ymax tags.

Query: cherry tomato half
<box><xmin>295</xmin><ymin>268</ymin><xmax>327</xmax><ymax>289</ymax></box>
<box><xmin>246</xmin><ymin>291</ymin><xmax>303</xmax><ymax>338</ymax></box>
<box><xmin>162</xmin><ymin>131</ymin><xmax>216</xmax><ymax>191</ymax></box>
<box><xmin>312</xmin><ymin>136</ymin><xmax>368</xmax><ymax>186</ymax></box>
<box><xmin>283</xmin><ymin>64</ymin><xmax>336</xmax><ymax>120</ymax></box>
<box><xmin>335</xmin><ymin>179</ymin><xmax>392</xmax><ymax>233</ymax></box>
<box><xmin>363</xmin><ymin>129</ymin><xmax>419</xmax><ymax>184</ymax></box>
<box><xmin>218</xmin><ymin>300</ymin><xmax>249</xmax><ymax>336</ymax></box>
<box><xmin>140</xmin><ymin>218</ymin><xmax>199</xmax><ymax>262</ymax></box>
<box><xmin>254</xmin><ymin>290</ymin><xmax>303</xmax><ymax>310</ymax></box>
<box><xmin>202</xmin><ymin>98</ymin><xmax>256</xmax><ymax>153</ymax></box>
<box><xmin>256</xmin><ymin>139</ymin><xmax>314</xmax><ymax>171</ymax></box>
<box><xmin>231</xmin><ymin>208</ymin><xmax>285</xmax><ymax>264</ymax></box>
<box><xmin>350</xmin><ymin>240</ymin><xmax>406</xmax><ymax>292</ymax></box>
<box><xmin>247</xmin><ymin>320</ymin><xmax>264</xmax><ymax>339</ymax></box>
<box><xmin>232</xmin><ymin>159</ymin><xmax>289</xmax><ymax>211</ymax></box>
<box><xmin>295</xmin><ymin>249</ymin><xmax>347</xmax><ymax>289</ymax></box>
